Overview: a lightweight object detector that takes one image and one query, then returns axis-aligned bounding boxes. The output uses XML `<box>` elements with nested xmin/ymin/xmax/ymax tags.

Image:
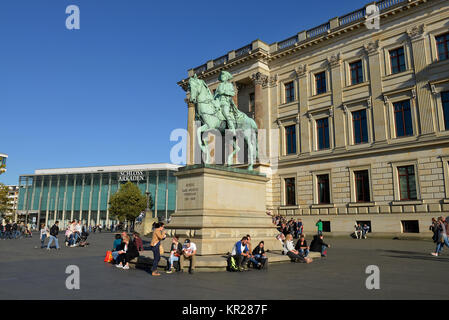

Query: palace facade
<box><xmin>179</xmin><ymin>0</ymin><xmax>449</xmax><ymax>236</ymax></box>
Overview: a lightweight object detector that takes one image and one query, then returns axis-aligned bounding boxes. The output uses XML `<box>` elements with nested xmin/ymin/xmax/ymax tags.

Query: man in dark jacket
<box><xmin>47</xmin><ymin>221</ymin><xmax>60</xmax><ymax>250</ymax></box>
<box><xmin>4</xmin><ymin>222</ymin><xmax>12</xmax><ymax>239</ymax></box>
<box><xmin>310</xmin><ymin>234</ymin><xmax>330</xmax><ymax>257</ymax></box>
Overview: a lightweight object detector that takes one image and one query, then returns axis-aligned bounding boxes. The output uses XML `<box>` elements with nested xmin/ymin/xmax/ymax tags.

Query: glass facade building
<box><xmin>16</xmin><ymin>163</ymin><xmax>180</xmax><ymax>228</ymax></box>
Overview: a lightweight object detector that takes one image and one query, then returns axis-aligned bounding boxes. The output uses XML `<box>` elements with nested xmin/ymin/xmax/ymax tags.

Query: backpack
<box><xmin>227</xmin><ymin>256</ymin><xmax>239</xmax><ymax>272</ymax></box>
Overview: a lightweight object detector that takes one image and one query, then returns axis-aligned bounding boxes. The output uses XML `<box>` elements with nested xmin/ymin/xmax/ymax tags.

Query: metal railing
<box><xmin>235</xmin><ymin>44</ymin><xmax>252</xmax><ymax>58</ymax></box>
<box><xmin>307</xmin><ymin>22</ymin><xmax>330</xmax><ymax>39</ymax></box>
<box><xmin>213</xmin><ymin>55</ymin><xmax>228</xmax><ymax>67</ymax></box>
<box><xmin>376</xmin><ymin>0</ymin><xmax>407</xmax><ymax>11</ymax></box>
<box><xmin>278</xmin><ymin>36</ymin><xmax>298</xmax><ymax>50</ymax></box>
<box><xmin>193</xmin><ymin>64</ymin><xmax>207</xmax><ymax>75</ymax></box>
<box><xmin>339</xmin><ymin>8</ymin><xmax>367</xmax><ymax>26</ymax></box>
<box><xmin>189</xmin><ymin>0</ymin><xmax>412</xmax><ymax>74</ymax></box>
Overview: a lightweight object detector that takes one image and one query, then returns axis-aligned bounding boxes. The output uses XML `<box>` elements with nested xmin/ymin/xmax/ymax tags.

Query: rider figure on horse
<box><xmin>214</xmin><ymin>71</ymin><xmax>237</xmax><ymax>134</ymax></box>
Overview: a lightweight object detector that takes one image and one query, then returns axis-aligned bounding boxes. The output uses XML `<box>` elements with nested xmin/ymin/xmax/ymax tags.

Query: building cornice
<box><xmin>178</xmin><ymin>0</ymin><xmax>433</xmax><ymax>90</ymax></box>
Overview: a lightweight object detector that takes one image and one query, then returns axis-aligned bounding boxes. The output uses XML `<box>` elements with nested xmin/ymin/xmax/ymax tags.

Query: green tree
<box><xmin>0</xmin><ymin>183</ymin><xmax>9</xmax><ymax>217</ymax></box>
<box><xmin>108</xmin><ymin>181</ymin><xmax>149</xmax><ymax>223</ymax></box>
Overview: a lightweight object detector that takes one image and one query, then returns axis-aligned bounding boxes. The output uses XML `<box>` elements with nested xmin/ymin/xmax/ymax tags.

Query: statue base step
<box><xmin>165</xmin><ymin>164</ymin><xmax>281</xmax><ymax>255</ymax></box>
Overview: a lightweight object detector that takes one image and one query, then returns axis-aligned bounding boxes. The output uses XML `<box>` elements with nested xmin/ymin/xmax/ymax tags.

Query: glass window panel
<box><xmin>442</xmin><ymin>91</ymin><xmax>449</xmax><ymax>130</ymax></box>
<box><xmin>167</xmin><ymin>173</ymin><xmax>177</xmax><ymax>212</ymax></box>
<box><xmin>285</xmin><ymin>125</ymin><xmax>297</xmax><ymax>154</ymax></box>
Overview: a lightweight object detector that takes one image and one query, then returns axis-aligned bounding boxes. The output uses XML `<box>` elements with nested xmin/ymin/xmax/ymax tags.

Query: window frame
<box><xmin>354</xmin><ymin>170</ymin><xmax>371</xmax><ymax>203</ymax></box>
<box><xmin>389</xmin><ymin>47</ymin><xmax>406</xmax><ymax>74</ymax></box>
<box><xmin>285</xmin><ymin>124</ymin><xmax>297</xmax><ymax>155</ymax></box>
<box><xmin>284</xmin><ymin>81</ymin><xmax>295</xmax><ymax>104</ymax></box>
<box><xmin>391</xmin><ymin>161</ymin><xmax>420</xmax><ymax>202</ymax></box>
<box><xmin>316</xmin><ymin>117</ymin><xmax>330</xmax><ymax>150</ymax></box>
<box><xmin>315</xmin><ymin>71</ymin><xmax>327</xmax><ymax>95</ymax></box>
<box><xmin>436</xmin><ymin>32</ymin><xmax>449</xmax><ymax>61</ymax></box>
<box><xmin>393</xmin><ymin>100</ymin><xmax>414</xmax><ymax>138</ymax></box>
<box><xmin>352</xmin><ymin>109</ymin><xmax>369</xmax><ymax>144</ymax></box>
<box><xmin>349</xmin><ymin>60</ymin><xmax>364</xmax><ymax>85</ymax></box>
<box><xmin>317</xmin><ymin>174</ymin><xmax>331</xmax><ymax>204</ymax></box>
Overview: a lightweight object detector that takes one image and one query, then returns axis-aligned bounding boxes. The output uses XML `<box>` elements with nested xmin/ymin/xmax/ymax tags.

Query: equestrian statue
<box><xmin>188</xmin><ymin>71</ymin><xmax>259</xmax><ymax>170</ymax></box>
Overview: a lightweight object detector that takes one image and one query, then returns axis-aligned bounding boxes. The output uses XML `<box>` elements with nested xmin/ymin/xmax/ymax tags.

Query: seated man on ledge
<box><xmin>310</xmin><ymin>234</ymin><xmax>330</xmax><ymax>257</ymax></box>
<box><xmin>180</xmin><ymin>239</ymin><xmax>196</xmax><ymax>274</ymax></box>
<box><xmin>231</xmin><ymin>236</ymin><xmax>251</xmax><ymax>271</ymax></box>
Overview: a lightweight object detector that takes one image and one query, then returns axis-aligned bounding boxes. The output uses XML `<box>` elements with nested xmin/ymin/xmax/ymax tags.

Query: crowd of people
<box><xmin>0</xmin><ymin>221</ymin><xmax>33</xmax><ymax>239</ymax></box>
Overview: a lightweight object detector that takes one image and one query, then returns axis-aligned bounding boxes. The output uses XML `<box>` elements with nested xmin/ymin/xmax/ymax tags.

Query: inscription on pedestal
<box><xmin>182</xmin><ymin>183</ymin><xmax>199</xmax><ymax>201</ymax></box>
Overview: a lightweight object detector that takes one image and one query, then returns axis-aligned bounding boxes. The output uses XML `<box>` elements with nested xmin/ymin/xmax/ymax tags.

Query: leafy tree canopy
<box><xmin>108</xmin><ymin>181</ymin><xmax>152</xmax><ymax>222</ymax></box>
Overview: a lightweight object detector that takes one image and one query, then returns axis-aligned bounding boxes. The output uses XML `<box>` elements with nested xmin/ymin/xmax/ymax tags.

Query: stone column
<box><xmin>297</xmin><ymin>64</ymin><xmax>310</xmax><ymax>154</ymax></box>
<box><xmin>328</xmin><ymin>53</ymin><xmax>346</xmax><ymax>149</ymax></box>
<box><xmin>251</xmin><ymin>72</ymin><xmax>274</xmax><ymax>161</ymax></box>
<box><xmin>408</xmin><ymin>25</ymin><xmax>435</xmax><ymax>135</ymax></box>
<box><xmin>251</xmin><ymin>72</ymin><xmax>268</xmax><ymax>130</ymax></box>
<box><xmin>186</xmin><ymin>98</ymin><xmax>196</xmax><ymax>165</ymax></box>
<box><xmin>365</xmin><ymin>40</ymin><xmax>388</xmax><ymax>143</ymax></box>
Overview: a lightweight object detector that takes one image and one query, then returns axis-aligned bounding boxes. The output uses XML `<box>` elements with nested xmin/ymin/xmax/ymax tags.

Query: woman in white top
<box><xmin>40</xmin><ymin>223</ymin><xmax>49</xmax><ymax>249</ymax></box>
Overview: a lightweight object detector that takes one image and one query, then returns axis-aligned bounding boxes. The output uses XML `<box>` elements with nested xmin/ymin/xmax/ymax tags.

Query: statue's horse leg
<box><xmin>197</xmin><ymin>123</ymin><xmax>211</xmax><ymax>164</ymax></box>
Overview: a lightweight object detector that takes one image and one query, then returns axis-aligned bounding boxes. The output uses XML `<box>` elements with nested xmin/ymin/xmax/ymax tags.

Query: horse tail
<box><xmin>252</xmin><ymin>118</ymin><xmax>259</xmax><ymax>162</ymax></box>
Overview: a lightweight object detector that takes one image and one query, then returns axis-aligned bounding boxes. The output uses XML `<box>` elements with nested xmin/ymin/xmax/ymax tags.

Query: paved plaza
<box><xmin>0</xmin><ymin>232</ymin><xmax>447</xmax><ymax>300</ymax></box>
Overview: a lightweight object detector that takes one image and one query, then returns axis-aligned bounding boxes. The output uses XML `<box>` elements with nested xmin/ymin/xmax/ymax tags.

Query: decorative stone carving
<box><xmin>383</xmin><ymin>94</ymin><xmax>390</xmax><ymax>105</ymax></box>
<box><xmin>407</xmin><ymin>24</ymin><xmax>425</xmax><ymax>41</ymax></box>
<box><xmin>268</xmin><ymin>74</ymin><xmax>278</xmax><ymax>88</ymax></box>
<box><xmin>430</xmin><ymin>83</ymin><xmax>437</xmax><ymax>95</ymax></box>
<box><xmin>364</xmin><ymin>40</ymin><xmax>380</xmax><ymax>55</ymax></box>
<box><xmin>342</xmin><ymin>104</ymin><xmax>348</xmax><ymax>114</ymax></box>
<box><xmin>367</xmin><ymin>97</ymin><xmax>372</xmax><ymax>109</ymax></box>
<box><xmin>306</xmin><ymin>112</ymin><xmax>313</xmax><ymax>122</ymax></box>
<box><xmin>251</xmin><ymin>72</ymin><xmax>269</xmax><ymax>87</ymax></box>
<box><xmin>294</xmin><ymin>115</ymin><xmax>300</xmax><ymax>124</ymax></box>
<box><xmin>412</xmin><ymin>88</ymin><xmax>416</xmax><ymax>99</ymax></box>
<box><xmin>327</xmin><ymin>53</ymin><xmax>341</xmax><ymax>68</ymax></box>
<box><xmin>329</xmin><ymin>108</ymin><xmax>334</xmax><ymax>118</ymax></box>
<box><xmin>296</xmin><ymin>64</ymin><xmax>308</xmax><ymax>76</ymax></box>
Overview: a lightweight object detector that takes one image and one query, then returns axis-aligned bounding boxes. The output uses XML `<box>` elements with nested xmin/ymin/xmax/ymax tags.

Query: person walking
<box><xmin>40</xmin><ymin>223</ymin><xmax>49</xmax><ymax>248</ymax></box>
<box><xmin>47</xmin><ymin>221</ymin><xmax>60</xmax><ymax>250</ymax></box>
<box><xmin>316</xmin><ymin>219</ymin><xmax>323</xmax><ymax>236</ymax></box>
<box><xmin>431</xmin><ymin>217</ymin><xmax>449</xmax><ymax>256</ymax></box>
<box><xmin>150</xmin><ymin>223</ymin><xmax>166</xmax><ymax>276</ymax></box>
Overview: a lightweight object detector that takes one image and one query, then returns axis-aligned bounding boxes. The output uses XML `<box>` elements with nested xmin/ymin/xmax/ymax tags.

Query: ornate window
<box><xmin>389</xmin><ymin>47</ymin><xmax>406</xmax><ymax>74</ymax></box>
<box><xmin>317</xmin><ymin>174</ymin><xmax>330</xmax><ymax>204</ymax></box>
<box><xmin>316</xmin><ymin>118</ymin><xmax>330</xmax><ymax>150</ymax></box>
<box><xmin>285</xmin><ymin>178</ymin><xmax>296</xmax><ymax>206</ymax></box>
<box><xmin>355</xmin><ymin>170</ymin><xmax>370</xmax><ymax>203</ymax></box>
<box><xmin>442</xmin><ymin>91</ymin><xmax>449</xmax><ymax>131</ymax></box>
<box><xmin>350</xmin><ymin>60</ymin><xmax>363</xmax><ymax>85</ymax></box>
<box><xmin>397</xmin><ymin>165</ymin><xmax>417</xmax><ymax>201</ymax></box>
<box><xmin>394</xmin><ymin>100</ymin><xmax>413</xmax><ymax>137</ymax></box>
<box><xmin>436</xmin><ymin>33</ymin><xmax>449</xmax><ymax>61</ymax></box>
<box><xmin>352</xmin><ymin>109</ymin><xmax>368</xmax><ymax>144</ymax></box>
<box><xmin>285</xmin><ymin>81</ymin><xmax>295</xmax><ymax>103</ymax></box>
<box><xmin>285</xmin><ymin>125</ymin><xmax>297</xmax><ymax>155</ymax></box>
<box><xmin>315</xmin><ymin>72</ymin><xmax>326</xmax><ymax>95</ymax></box>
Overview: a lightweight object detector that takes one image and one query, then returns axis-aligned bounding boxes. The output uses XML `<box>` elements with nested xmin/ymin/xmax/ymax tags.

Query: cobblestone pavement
<box><xmin>0</xmin><ymin>232</ymin><xmax>447</xmax><ymax>299</ymax></box>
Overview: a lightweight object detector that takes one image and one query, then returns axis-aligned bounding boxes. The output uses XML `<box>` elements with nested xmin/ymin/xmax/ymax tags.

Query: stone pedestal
<box><xmin>134</xmin><ymin>211</ymin><xmax>158</xmax><ymax>237</ymax></box>
<box><xmin>165</xmin><ymin>164</ymin><xmax>280</xmax><ymax>255</ymax></box>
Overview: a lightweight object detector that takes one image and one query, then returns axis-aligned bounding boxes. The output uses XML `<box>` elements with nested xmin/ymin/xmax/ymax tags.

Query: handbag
<box><xmin>159</xmin><ymin>244</ymin><xmax>164</xmax><ymax>254</ymax></box>
<box><xmin>104</xmin><ymin>250</ymin><xmax>113</xmax><ymax>263</ymax></box>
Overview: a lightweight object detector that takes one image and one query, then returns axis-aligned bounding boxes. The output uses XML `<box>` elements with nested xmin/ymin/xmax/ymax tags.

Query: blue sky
<box><xmin>0</xmin><ymin>0</ymin><xmax>368</xmax><ymax>185</ymax></box>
